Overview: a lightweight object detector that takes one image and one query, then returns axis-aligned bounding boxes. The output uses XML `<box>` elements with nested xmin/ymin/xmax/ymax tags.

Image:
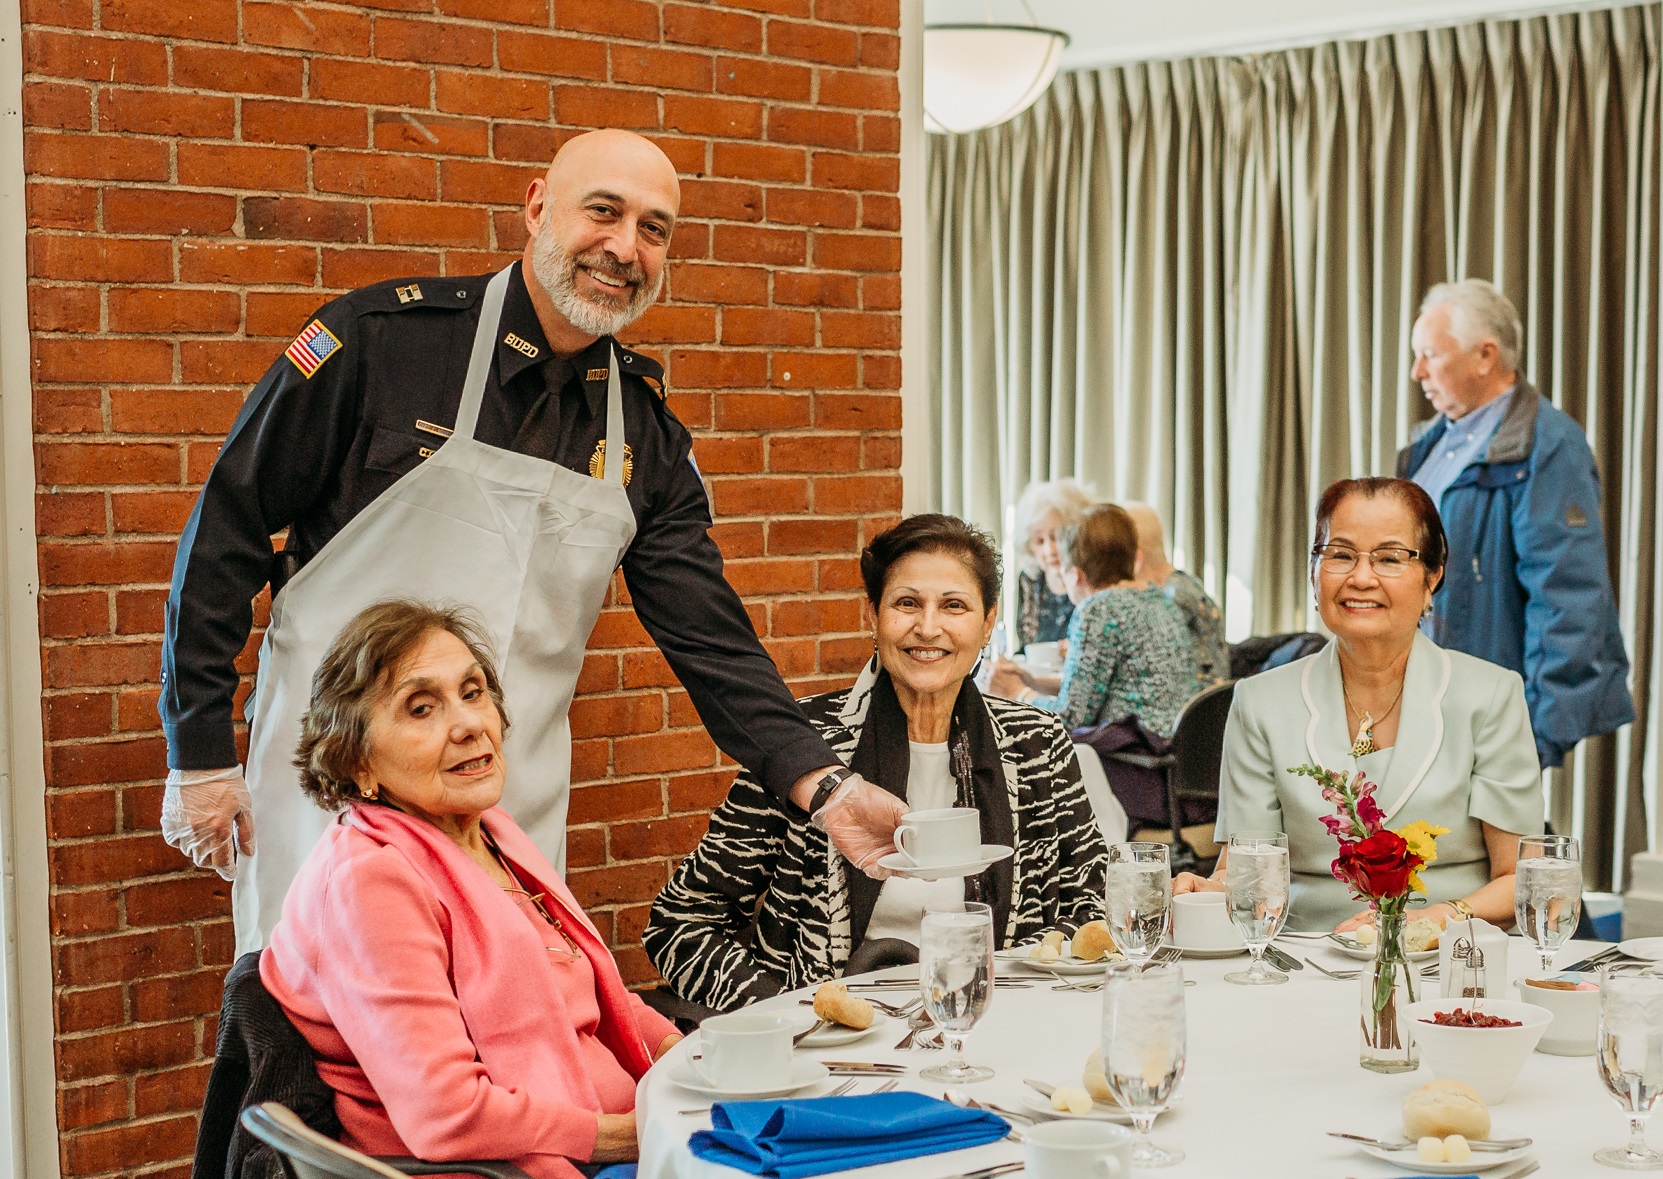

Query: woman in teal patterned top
<box><xmin>991</xmin><ymin>504</ymin><xmax>1198</xmax><ymax>735</ymax></box>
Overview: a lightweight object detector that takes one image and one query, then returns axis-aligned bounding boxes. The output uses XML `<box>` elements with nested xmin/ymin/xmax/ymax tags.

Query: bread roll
<box><xmin>1071</xmin><ymin>920</ymin><xmax>1117</xmax><ymax>963</ymax></box>
<box><xmin>1082</xmin><ymin>1049</ymin><xmax>1120</xmax><ymax>1106</ymax></box>
<box><xmin>1404</xmin><ymin>914</ymin><xmax>1445</xmax><ymax>953</ymax></box>
<box><xmin>812</xmin><ymin>982</ymin><xmax>874</xmax><ymax>1030</ymax></box>
<box><xmin>1402</xmin><ymin>1079</ymin><xmax>1490</xmax><ymax>1141</ymax></box>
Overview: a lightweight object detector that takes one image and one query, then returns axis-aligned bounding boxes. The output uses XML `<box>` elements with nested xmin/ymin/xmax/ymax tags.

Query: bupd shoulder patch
<box><xmin>1566</xmin><ymin>504</ymin><xmax>1588</xmax><ymax>527</ymax></box>
<box><xmin>286</xmin><ymin>320</ymin><xmax>343</xmax><ymax>379</ymax></box>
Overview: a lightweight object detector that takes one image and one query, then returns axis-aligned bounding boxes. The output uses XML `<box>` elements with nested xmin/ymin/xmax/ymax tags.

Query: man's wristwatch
<box><xmin>807</xmin><ymin>766</ymin><xmax>857</xmax><ymax>815</ymax></box>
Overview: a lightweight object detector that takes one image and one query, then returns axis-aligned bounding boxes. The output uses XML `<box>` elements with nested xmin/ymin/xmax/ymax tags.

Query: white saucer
<box><xmin>668</xmin><ymin>1058</ymin><xmax>831</xmax><ymax>1099</ymax></box>
<box><xmin>1172</xmin><ymin>942</ymin><xmax>1246</xmax><ymax>959</ymax></box>
<box><xmin>877</xmin><ymin>844</ymin><xmax>1015</xmax><ymax>881</ymax></box>
<box><xmin>996</xmin><ymin>947</ymin><xmax>1119</xmax><ymax>976</ymax></box>
<box><xmin>1356</xmin><ymin>1141</ymin><xmax>1530</xmax><ymax>1173</ymax></box>
<box><xmin>1619</xmin><ymin>937</ymin><xmax>1663</xmax><ymax>962</ymax></box>
<box><xmin>774</xmin><ymin>1007</ymin><xmax>893</xmax><ymax>1048</ymax></box>
<box><xmin>1328</xmin><ymin>932</ymin><xmax>1438</xmax><ymax>962</ymax></box>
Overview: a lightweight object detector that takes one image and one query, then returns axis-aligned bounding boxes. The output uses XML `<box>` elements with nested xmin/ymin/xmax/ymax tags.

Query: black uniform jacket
<box><xmin>161</xmin><ymin>263</ymin><xmax>836</xmax><ymax>802</ymax></box>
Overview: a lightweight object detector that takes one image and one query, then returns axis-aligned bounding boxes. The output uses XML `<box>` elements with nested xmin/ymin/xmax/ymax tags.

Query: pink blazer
<box><xmin>261</xmin><ymin>803</ymin><xmax>678</xmax><ymax>1179</ymax></box>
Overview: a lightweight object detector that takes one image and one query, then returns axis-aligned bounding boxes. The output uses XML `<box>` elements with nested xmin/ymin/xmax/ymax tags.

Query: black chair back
<box><xmin>1162</xmin><ymin>681</ymin><xmax>1236</xmax><ymax>867</ymax></box>
<box><xmin>1228</xmin><ymin>632</ymin><xmax>1326</xmax><ymax>680</ymax></box>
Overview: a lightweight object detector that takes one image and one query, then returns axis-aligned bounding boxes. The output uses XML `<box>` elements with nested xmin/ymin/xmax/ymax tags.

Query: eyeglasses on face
<box><xmin>1310</xmin><ymin>544</ymin><xmax>1422</xmax><ymax>576</ymax></box>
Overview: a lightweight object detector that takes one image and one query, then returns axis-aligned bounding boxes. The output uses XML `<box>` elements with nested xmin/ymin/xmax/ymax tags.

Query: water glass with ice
<box><xmin>1103</xmin><ymin>842</ymin><xmax>1171</xmax><ymax>966</ymax></box>
<box><xmin>1595</xmin><ymin>963</ymin><xmax>1663</xmax><ymax>1170</ymax></box>
<box><xmin>1100</xmin><ymin>960</ymin><xmax>1186</xmax><ymax>1168</ymax></box>
<box><xmin>1515</xmin><ymin>834</ymin><xmax>1582</xmax><ymax>976</ymax></box>
<box><xmin>919</xmin><ymin>901</ymin><xmax>996</xmax><ymax>1083</ymax></box>
<box><xmin>1224</xmin><ymin>832</ymin><xmax>1290</xmax><ymax>986</ymax></box>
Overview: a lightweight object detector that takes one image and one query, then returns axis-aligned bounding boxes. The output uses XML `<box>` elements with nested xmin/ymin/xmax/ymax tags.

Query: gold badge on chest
<box><xmin>588</xmin><ymin>439</ymin><xmax>634</xmax><ymax>486</ymax></box>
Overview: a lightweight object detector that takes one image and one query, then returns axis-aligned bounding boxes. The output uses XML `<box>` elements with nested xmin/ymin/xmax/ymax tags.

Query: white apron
<box><xmin>235</xmin><ymin>267</ymin><xmax>637</xmax><ymax>952</ymax></box>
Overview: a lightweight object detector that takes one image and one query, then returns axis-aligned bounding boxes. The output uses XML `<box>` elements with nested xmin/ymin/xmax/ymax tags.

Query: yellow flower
<box><xmin>1395</xmin><ymin>820</ymin><xmax>1449</xmax><ymax>864</ymax></box>
<box><xmin>1395</xmin><ymin>820</ymin><xmax>1450</xmax><ymax>894</ymax></box>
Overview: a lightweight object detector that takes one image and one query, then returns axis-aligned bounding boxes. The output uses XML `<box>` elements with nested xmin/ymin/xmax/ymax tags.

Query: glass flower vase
<box><xmin>1359</xmin><ymin>908</ymin><xmax>1420</xmax><ymax>1073</ymax></box>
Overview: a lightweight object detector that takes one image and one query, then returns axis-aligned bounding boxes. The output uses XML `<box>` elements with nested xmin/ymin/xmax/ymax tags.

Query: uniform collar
<box><xmin>497</xmin><ymin>263</ymin><xmax>614</xmax><ymax>418</ymax></box>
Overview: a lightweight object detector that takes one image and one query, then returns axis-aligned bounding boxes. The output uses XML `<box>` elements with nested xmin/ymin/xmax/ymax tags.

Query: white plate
<box><xmin>1328</xmin><ymin>932</ymin><xmax>1438</xmax><ymax>963</ymax></box>
<box><xmin>1356</xmin><ymin>1141</ymin><xmax>1531</xmax><ymax>1173</ymax></box>
<box><xmin>1619</xmin><ymin>937</ymin><xmax>1663</xmax><ymax>962</ymax></box>
<box><xmin>668</xmin><ymin>1057</ymin><xmax>832</xmax><ymax>1099</ymax></box>
<box><xmin>877</xmin><ymin>844</ymin><xmax>1015</xmax><ymax>881</ymax></box>
<box><xmin>996</xmin><ymin>947</ymin><xmax>1119</xmax><ymax>976</ymax></box>
<box><xmin>1018</xmin><ymin>1090</ymin><xmax>1179</xmax><ymax>1124</ymax></box>
<box><xmin>774</xmin><ymin>1007</ymin><xmax>893</xmax><ymax>1048</ymax></box>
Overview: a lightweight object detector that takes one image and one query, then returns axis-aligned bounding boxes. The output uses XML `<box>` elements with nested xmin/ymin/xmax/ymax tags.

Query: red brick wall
<box><xmin>22</xmin><ymin>0</ymin><xmax>903</xmax><ymax>1172</ymax></box>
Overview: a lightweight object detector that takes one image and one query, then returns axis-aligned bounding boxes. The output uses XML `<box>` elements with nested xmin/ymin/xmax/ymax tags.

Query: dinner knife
<box><xmin>1263</xmin><ymin>944</ymin><xmax>1304</xmax><ymax>972</ymax></box>
<box><xmin>1563</xmin><ymin>944</ymin><xmax>1625</xmax><ymax>973</ymax></box>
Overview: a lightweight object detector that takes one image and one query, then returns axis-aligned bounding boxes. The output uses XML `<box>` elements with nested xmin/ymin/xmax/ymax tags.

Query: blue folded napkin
<box><xmin>688</xmin><ymin>1091</ymin><xmax>1008</xmax><ymax>1179</ymax></box>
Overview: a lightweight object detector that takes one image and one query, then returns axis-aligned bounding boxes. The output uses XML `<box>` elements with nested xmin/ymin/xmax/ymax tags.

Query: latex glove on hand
<box><xmin>161</xmin><ymin>766</ymin><xmax>255</xmax><ymax>881</ymax></box>
<box><xmin>810</xmin><ymin>773</ymin><xmax>906</xmax><ymax>880</ymax></box>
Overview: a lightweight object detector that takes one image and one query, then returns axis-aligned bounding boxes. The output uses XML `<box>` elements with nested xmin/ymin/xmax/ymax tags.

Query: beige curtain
<box><xmin>927</xmin><ymin>4</ymin><xmax>1662</xmax><ymax>886</ymax></box>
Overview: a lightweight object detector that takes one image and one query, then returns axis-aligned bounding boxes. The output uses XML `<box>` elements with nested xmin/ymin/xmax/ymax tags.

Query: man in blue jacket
<box><xmin>1396</xmin><ymin>279</ymin><xmax>1633</xmax><ymax>768</ymax></box>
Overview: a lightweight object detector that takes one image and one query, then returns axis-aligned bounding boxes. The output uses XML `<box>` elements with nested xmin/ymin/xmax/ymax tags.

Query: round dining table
<box><xmin>638</xmin><ymin>937</ymin><xmax>1632</xmax><ymax>1179</ymax></box>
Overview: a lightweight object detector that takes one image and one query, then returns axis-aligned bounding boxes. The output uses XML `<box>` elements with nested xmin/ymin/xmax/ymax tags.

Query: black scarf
<box><xmin>844</xmin><ymin>666</ymin><xmax>1015</xmax><ymax>953</ymax></box>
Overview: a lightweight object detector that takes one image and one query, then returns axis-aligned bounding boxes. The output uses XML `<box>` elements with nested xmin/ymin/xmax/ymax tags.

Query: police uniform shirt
<box><xmin>161</xmin><ymin>262</ymin><xmax>836</xmax><ymax>802</ymax></box>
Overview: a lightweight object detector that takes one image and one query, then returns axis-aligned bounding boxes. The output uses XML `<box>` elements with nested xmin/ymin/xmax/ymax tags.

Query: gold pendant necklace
<box><xmin>1341</xmin><ymin>678</ymin><xmax>1405</xmax><ymax>758</ymax></box>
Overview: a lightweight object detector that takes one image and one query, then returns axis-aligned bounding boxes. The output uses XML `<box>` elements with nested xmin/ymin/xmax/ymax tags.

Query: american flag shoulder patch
<box><xmin>285</xmin><ymin>320</ymin><xmax>343</xmax><ymax>379</ymax></box>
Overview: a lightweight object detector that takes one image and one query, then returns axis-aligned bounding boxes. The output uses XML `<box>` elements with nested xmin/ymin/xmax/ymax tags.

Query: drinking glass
<box><xmin>1595</xmin><ymin>964</ymin><xmax>1663</xmax><ymax>1170</ymax></box>
<box><xmin>1100</xmin><ymin>960</ymin><xmax>1186</xmax><ymax>1168</ymax></box>
<box><xmin>1224</xmin><ymin>832</ymin><xmax>1290</xmax><ymax>985</ymax></box>
<box><xmin>1103</xmin><ymin>842</ymin><xmax>1171</xmax><ymax>966</ymax></box>
<box><xmin>919</xmin><ymin>901</ymin><xmax>995</xmax><ymax>1083</ymax></box>
<box><xmin>1515</xmin><ymin>834</ymin><xmax>1582</xmax><ymax>976</ymax></box>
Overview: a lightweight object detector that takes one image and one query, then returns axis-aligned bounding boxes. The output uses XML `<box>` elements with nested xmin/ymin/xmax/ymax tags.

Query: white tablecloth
<box><xmin>639</xmin><ymin>938</ymin><xmax>1631</xmax><ymax>1179</ymax></box>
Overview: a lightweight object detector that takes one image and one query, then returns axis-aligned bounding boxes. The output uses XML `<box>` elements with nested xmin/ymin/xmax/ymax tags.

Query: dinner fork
<box><xmin>1305</xmin><ymin>956</ymin><xmax>1440</xmax><ymax>983</ymax></box>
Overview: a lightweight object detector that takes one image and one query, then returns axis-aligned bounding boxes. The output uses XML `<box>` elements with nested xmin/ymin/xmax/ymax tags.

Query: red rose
<box><xmin>1333</xmin><ymin>830</ymin><xmax>1417</xmax><ymax>900</ymax></box>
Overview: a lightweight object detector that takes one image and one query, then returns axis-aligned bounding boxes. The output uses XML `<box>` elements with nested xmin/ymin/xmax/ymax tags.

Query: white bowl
<box><xmin>1404</xmin><ymin>997</ymin><xmax>1552</xmax><ymax>1104</ymax></box>
<box><xmin>1515</xmin><ymin>974</ymin><xmax>1600</xmax><ymax>1056</ymax></box>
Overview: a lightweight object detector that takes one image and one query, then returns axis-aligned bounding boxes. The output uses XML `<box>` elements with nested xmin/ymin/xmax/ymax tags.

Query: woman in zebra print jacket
<box><xmin>644</xmin><ymin>515</ymin><xmax>1109</xmax><ymax>1013</ymax></box>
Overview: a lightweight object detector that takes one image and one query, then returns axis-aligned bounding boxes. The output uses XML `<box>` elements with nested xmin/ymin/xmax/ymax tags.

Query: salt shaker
<box><xmin>1442</xmin><ymin>935</ymin><xmax>1482</xmax><ymax>999</ymax></box>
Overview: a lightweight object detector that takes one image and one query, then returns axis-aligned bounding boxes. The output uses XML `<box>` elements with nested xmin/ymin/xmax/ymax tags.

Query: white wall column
<box><xmin>0</xmin><ymin>0</ymin><xmax>62</xmax><ymax>1173</ymax></box>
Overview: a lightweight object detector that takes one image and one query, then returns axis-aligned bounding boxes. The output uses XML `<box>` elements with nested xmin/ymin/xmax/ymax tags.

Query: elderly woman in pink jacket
<box><xmin>261</xmin><ymin>600</ymin><xmax>681</xmax><ymax>1178</ymax></box>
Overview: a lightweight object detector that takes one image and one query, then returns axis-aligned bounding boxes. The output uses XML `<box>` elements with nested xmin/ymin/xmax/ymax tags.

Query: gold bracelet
<box><xmin>1446</xmin><ymin>898</ymin><xmax>1475</xmax><ymax>922</ymax></box>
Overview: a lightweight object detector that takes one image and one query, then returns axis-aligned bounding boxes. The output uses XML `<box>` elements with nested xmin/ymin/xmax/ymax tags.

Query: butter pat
<box><xmin>1417</xmin><ymin>1137</ymin><xmax>1445</xmax><ymax>1162</ymax></box>
<box><xmin>1050</xmin><ymin>1086</ymin><xmax>1093</xmax><ymax>1115</ymax></box>
<box><xmin>1443</xmin><ymin>1135</ymin><xmax>1471</xmax><ymax>1163</ymax></box>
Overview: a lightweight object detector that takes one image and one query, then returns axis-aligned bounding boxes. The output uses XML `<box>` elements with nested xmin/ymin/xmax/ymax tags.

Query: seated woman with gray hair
<box><xmin>260</xmin><ymin>600</ymin><xmax>680</xmax><ymax>1179</ymax></box>
<box><xmin>1010</xmin><ymin>478</ymin><xmax>1098</xmax><ymax>677</ymax></box>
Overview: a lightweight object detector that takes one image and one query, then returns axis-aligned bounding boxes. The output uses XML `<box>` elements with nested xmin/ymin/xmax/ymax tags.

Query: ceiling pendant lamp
<box><xmin>923</xmin><ymin>7</ymin><xmax>1070</xmax><ymax>135</ymax></box>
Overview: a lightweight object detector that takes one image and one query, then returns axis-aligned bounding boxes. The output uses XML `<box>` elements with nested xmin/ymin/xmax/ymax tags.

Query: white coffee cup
<box><xmin>1170</xmin><ymin>891</ymin><xmax>1244</xmax><ymax>951</ymax></box>
<box><xmin>691</xmin><ymin>1011</ymin><xmax>792</xmax><ymax>1091</ymax></box>
<box><xmin>1026</xmin><ymin>641</ymin><xmax>1064</xmax><ymax>671</ymax></box>
<box><xmin>895</xmin><ymin>807</ymin><xmax>982</xmax><ymax>868</ymax></box>
<box><xmin>1024</xmin><ymin>1119</ymin><xmax>1131</xmax><ymax>1179</ymax></box>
